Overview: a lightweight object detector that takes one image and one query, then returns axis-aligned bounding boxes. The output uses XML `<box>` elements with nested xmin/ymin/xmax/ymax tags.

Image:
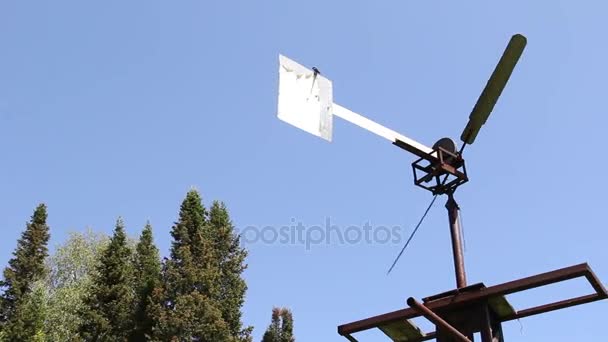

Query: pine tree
<box><xmin>208</xmin><ymin>201</ymin><xmax>252</xmax><ymax>341</ymax></box>
<box><xmin>0</xmin><ymin>204</ymin><xmax>50</xmax><ymax>339</ymax></box>
<box><xmin>261</xmin><ymin>308</ymin><xmax>294</xmax><ymax>342</ymax></box>
<box><xmin>132</xmin><ymin>222</ymin><xmax>161</xmax><ymax>341</ymax></box>
<box><xmin>79</xmin><ymin>218</ymin><xmax>134</xmax><ymax>341</ymax></box>
<box><xmin>151</xmin><ymin>190</ymin><xmax>230</xmax><ymax>341</ymax></box>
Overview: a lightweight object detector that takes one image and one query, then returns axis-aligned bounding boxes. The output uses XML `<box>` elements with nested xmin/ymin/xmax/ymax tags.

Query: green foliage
<box><xmin>208</xmin><ymin>201</ymin><xmax>252</xmax><ymax>341</ymax></box>
<box><xmin>0</xmin><ymin>204</ymin><xmax>50</xmax><ymax>340</ymax></box>
<box><xmin>261</xmin><ymin>308</ymin><xmax>294</xmax><ymax>342</ymax></box>
<box><xmin>151</xmin><ymin>190</ymin><xmax>235</xmax><ymax>341</ymax></box>
<box><xmin>151</xmin><ymin>289</ymin><xmax>231</xmax><ymax>342</ymax></box>
<box><xmin>48</xmin><ymin>229</ymin><xmax>109</xmax><ymax>290</ymax></box>
<box><xmin>132</xmin><ymin>222</ymin><xmax>161</xmax><ymax>341</ymax></box>
<box><xmin>279</xmin><ymin>309</ymin><xmax>294</xmax><ymax>342</ymax></box>
<box><xmin>45</xmin><ymin>229</ymin><xmax>109</xmax><ymax>341</ymax></box>
<box><xmin>0</xmin><ymin>191</ymin><xmax>252</xmax><ymax>342</ymax></box>
<box><xmin>2</xmin><ymin>280</ymin><xmax>48</xmax><ymax>341</ymax></box>
<box><xmin>79</xmin><ymin>218</ymin><xmax>135</xmax><ymax>341</ymax></box>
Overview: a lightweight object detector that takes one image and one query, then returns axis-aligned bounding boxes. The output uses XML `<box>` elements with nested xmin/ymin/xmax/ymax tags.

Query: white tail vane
<box><xmin>277</xmin><ymin>55</ymin><xmax>333</xmax><ymax>141</ymax></box>
<box><xmin>277</xmin><ymin>55</ymin><xmax>433</xmax><ymax>155</ymax></box>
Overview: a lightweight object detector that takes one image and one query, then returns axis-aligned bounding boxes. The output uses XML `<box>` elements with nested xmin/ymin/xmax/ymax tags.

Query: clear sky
<box><xmin>1</xmin><ymin>1</ymin><xmax>607</xmax><ymax>341</ymax></box>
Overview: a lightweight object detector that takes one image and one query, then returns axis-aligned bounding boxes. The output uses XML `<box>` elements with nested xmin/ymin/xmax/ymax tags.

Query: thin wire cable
<box><xmin>387</xmin><ymin>194</ymin><xmax>438</xmax><ymax>274</ymax></box>
<box><xmin>518</xmin><ymin>318</ymin><xmax>524</xmax><ymax>334</ymax></box>
<box><xmin>386</xmin><ymin>148</ymin><xmax>469</xmax><ymax>275</ymax></box>
<box><xmin>458</xmin><ymin>206</ymin><xmax>467</xmax><ymax>252</ymax></box>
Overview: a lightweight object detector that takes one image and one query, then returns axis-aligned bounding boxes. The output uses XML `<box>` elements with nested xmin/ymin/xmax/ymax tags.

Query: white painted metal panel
<box><xmin>277</xmin><ymin>55</ymin><xmax>333</xmax><ymax>141</ymax></box>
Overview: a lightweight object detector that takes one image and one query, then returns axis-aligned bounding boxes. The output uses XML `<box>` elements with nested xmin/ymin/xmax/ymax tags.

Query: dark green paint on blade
<box><xmin>460</xmin><ymin>34</ymin><xmax>527</xmax><ymax>145</ymax></box>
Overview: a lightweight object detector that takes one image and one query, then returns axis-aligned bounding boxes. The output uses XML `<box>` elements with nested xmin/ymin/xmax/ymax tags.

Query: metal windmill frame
<box><xmin>276</xmin><ymin>34</ymin><xmax>607</xmax><ymax>342</ymax></box>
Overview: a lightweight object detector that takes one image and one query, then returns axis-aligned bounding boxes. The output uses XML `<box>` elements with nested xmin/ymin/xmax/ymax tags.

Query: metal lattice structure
<box><xmin>338</xmin><ymin>263</ymin><xmax>607</xmax><ymax>341</ymax></box>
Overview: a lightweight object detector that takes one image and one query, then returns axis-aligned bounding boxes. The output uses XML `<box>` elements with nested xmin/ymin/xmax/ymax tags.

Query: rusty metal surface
<box><xmin>479</xmin><ymin>304</ymin><xmax>494</xmax><ymax>342</ymax></box>
<box><xmin>446</xmin><ymin>194</ymin><xmax>466</xmax><ymax>288</ymax></box>
<box><xmin>407</xmin><ymin>298</ymin><xmax>472</xmax><ymax>342</ymax></box>
<box><xmin>409</xmin><ymin>146</ymin><xmax>468</xmax><ymax>195</ymax></box>
<box><xmin>423</xmin><ymin>283</ymin><xmax>486</xmax><ymax>302</ymax></box>
<box><xmin>343</xmin><ymin>334</ymin><xmax>358</xmax><ymax>342</ymax></box>
<box><xmin>501</xmin><ymin>293</ymin><xmax>602</xmax><ymax>321</ymax></box>
<box><xmin>338</xmin><ymin>263</ymin><xmax>607</xmax><ymax>339</ymax></box>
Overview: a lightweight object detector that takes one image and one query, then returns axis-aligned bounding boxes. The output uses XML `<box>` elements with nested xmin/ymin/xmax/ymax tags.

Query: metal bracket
<box><xmin>410</xmin><ymin>146</ymin><xmax>468</xmax><ymax>195</ymax></box>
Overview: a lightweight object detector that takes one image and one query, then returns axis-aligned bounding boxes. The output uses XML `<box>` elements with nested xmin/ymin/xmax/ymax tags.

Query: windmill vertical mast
<box><xmin>446</xmin><ymin>193</ymin><xmax>466</xmax><ymax>288</ymax></box>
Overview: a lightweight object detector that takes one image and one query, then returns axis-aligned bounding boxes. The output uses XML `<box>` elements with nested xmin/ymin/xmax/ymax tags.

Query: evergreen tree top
<box><xmin>2</xmin><ymin>203</ymin><xmax>51</xmax><ymax>293</ymax></box>
<box><xmin>106</xmin><ymin>218</ymin><xmax>128</xmax><ymax>253</ymax></box>
<box><xmin>180</xmin><ymin>189</ymin><xmax>208</xmax><ymax>222</ymax></box>
<box><xmin>31</xmin><ymin>203</ymin><xmax>48</xmax><ymax>224</ymax></box>
<box><xmin>133</xmin><ymin>222</ymin><xmax>161</xmax><ymax>342</ymax></box>
<box><xmin>0</xmin><ymin>203</ymin><xmax>51</xmax><ymax>339</ymax></box>
<box><xmin>138</xmin><ymin>222</ymin><xmax>155</xmax><ymax>247</ymax></box>
<box><xmin>79</xmin><ymin>217</ymin><xmax>134</xmax><ymax>341</ymax></box>
<box><xmin>135</xmin><ymin>221</ymin><xmax>161</xmax><ymax>282</ymax></box>
<box><xmin>261</xmin><ymin>307</ymin><xmax>295</xmax><ymax>342</ymax></box>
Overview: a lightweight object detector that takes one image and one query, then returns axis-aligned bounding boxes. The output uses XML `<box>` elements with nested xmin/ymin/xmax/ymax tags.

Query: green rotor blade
<box><xmin>460</xmin><ymin>34</ymin><xmax>527</xmax><ymax>145</ymax></box>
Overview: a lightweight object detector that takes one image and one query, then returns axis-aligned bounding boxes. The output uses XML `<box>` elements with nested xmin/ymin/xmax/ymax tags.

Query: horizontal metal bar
<box><xmin>338</xmin><ymin>308</ymin><xmax>419</xmax><ymax>336</ymax></box>
<box><xmin>340</xmin><ymin>329</ymin><xmax>436</xmax><ymax>342</ymax></box>
<box><xmin>331</xmin><ymin>103</ymin><xmax>434</xmax><ymax>159</ymax></box>
<box><xmin>471</xmin><ymin>263</ymin><xmax>591</xmax><ymax>299</ymax></box>
<box><xmin>393</xmin><ymin>139</ymin><xmax>437</xmax><ymax>161</ymax></box>
<box><xmin>503</xmin><ymin>293</ymin><xmax>602</xmax><ymax>321</ymax></box>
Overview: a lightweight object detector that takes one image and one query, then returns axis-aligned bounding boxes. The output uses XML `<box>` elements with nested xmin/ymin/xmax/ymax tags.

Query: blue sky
<box><xmin>1</xmin><ymin>1</ymin><xmax>607</xmax><ymax>341</ymax></box>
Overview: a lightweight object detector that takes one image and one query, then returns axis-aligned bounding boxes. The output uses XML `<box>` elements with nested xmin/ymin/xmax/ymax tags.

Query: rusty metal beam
<box><xmin>480</xmin><ymin>304</ymin><xmax>494</xmax><ymax>342</ymax></box>
<box><xmin>470</xmin><ymin>263</ymin><xmax>591</xmax><ymax>298</ymax></box>
<box><xmin>407</xmin><ymin>297</ymin><xmax>471</xmax><ymax>342</ymax></box>
<box><xmin>446</xmin><ymin>194</ymin><xmax>466</xmax><ymax>288</ymax></box>
<box><xmin>338</xmin><ymin>263</ymin><xmax>605</xmax><ymax>338</ymax></box>
<box><xmin>343</xmin><ymin>334</ymin><xmax>358</xmax><ymax>342</ymax></box>
<box><xmin>338</xmin><ymin>308</ymin><xmax>419</xmax><ymax>336</ymax></box>
<box><xmin>585</xmin><ymin>267</ymin><xmax>608</xmax><ymax>296</ymax></box>
<box><xmin>503</xmin><ymin>293</ymin><xmax>604</xmax><ymax>321</ymax></box>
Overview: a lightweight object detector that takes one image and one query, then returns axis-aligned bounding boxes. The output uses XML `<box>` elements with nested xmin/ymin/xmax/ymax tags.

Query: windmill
<box><xmin>276</xmin><ymin>34</ymin><xmax>607</xmax><ymax>342</ymax></box>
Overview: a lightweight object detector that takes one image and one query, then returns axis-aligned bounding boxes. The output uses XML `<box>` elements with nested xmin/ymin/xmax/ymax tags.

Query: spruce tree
<box><xmin>132</xmin><ymin>222</ymin><xmax>161</xmax><ymax>341</ymax></box>
<box><xmin>261</xmin><ymin>308</ymin><xmax>294</xmax><ymax>342</ymax></box>
<box><xmin>0</xmin><ymin>204</ymin><xmax>50</xmax><ymax>339</ymax></box>
<box><xmin>279</xmin><ymin>309</ymin><xmax>294</xmax><ymax>342</ymax></box>
<box><xmin>261</xmin><ymin>308</ymin><xmax>281</xmax><ymax>342</ymax></box>
<box><xmin>4</xmin><ymin>280</ymin><xmax>48</xmax><ymax>341</ymax></box>
<box><xmin>79</xmin><ymin>218</ymin><xmax>134</xmax><ymax>341</ymax></box>
<box><xmin>207</xmin><ymin>201</ymin><xmax>251</xmax><ymax>341</ymax></box>
<box><xmin>151</xmin><ymin>190</ymin><xmax>230</xmax><ymax>341</ymax></box>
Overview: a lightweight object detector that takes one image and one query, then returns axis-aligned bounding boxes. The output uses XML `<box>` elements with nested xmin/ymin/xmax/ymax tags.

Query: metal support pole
<box><xmin>446</xmin><ymin>192</ymin><xmax>467</xmax><ymax>288</ymax></box>
<box><xmin>407</xmin><ymin>297</ymin><xmax>472</xmax><ymax>342</ymax></box>
<box><xmin>480</xmin><ymin>305</ymin><xmax>493</xmax><ymax>342</ymax></box>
